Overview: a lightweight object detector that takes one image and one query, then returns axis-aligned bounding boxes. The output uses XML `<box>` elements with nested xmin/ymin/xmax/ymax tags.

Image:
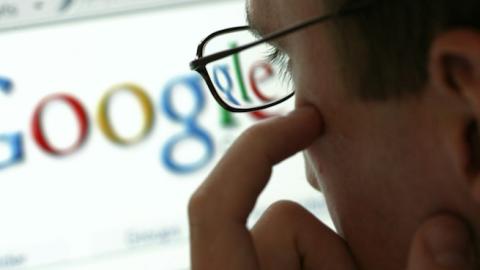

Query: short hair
<box><xmin>327</xmin><ymin>0</ymin><xmax>480</xmax><ymax>100</ymax></box>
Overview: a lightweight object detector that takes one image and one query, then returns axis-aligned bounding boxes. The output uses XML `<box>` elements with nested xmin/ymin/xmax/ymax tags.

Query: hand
<box><xmin>407</xmin><ymin>215</ymin><xmax>476</xmax><ymax>270</ymax></box>
<box><xmin>188</xmin><ymin>107</ymin><xmax>358</xmax><ymax>270</ymax></box>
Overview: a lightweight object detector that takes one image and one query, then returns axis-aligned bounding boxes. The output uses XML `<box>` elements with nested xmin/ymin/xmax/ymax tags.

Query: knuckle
<box><xmin>188</xmin><ymin>189</ymin><xmax>212</xmax><ymax>222</ymax></box>
<box><xmin>263</xmin><ymin>200</ymin><xmax>305</xmax><ymax>224</ymax></box>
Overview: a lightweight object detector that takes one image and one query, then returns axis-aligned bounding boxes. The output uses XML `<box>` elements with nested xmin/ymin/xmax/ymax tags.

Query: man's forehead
<box><xmin>247</xmin><ymin>0</ymin><xmax>325</xmax><ymax>36</ymax></box>
<box><xmin>246</xmin><ymin>0</ymin><xmax>277</xmax><ymax>36</ymax></box>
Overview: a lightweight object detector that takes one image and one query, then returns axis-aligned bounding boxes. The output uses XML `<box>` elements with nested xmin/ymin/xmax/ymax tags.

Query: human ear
<box><xmin>429</xmin><ymin>30</ymin><xmax>480</xmax><ymax>202</ymax></box>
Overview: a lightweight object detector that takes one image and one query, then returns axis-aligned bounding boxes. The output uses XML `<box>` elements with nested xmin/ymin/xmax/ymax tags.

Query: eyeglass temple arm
<box><xmin>189</xmin><ymin>1</ymin><xmax>374</xmax><ymax>71</ymax></box>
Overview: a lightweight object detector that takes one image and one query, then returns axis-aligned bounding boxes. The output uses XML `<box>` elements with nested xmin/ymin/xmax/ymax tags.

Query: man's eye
<box><xmin>266</xmin><ymin>47</ymin><xmax>281</xmax><ymax>63</ymax></box>
<box><xmin>266</xmin><ymin>48</ymin><xmax>293</xmax><ymax>84</ymax></box>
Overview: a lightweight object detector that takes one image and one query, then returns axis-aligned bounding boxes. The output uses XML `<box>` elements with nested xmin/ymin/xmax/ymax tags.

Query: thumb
<box><xmin>407</xmin><ymin>215</ymin><xmax>476</xmax><ymax>270</ymax></box>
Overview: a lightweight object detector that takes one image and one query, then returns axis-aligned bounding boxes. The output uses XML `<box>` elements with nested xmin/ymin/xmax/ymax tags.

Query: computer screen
<box><xmin>0</xmin><ymin>1</ymin><xmax>332</xmax><ymax>269</ymax></box>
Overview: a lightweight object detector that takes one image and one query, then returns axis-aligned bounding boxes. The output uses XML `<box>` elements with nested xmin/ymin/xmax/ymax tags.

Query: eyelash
<box><xmin>266</xmin><ymin>47</ymin><xmax>293</xmax><ymax>83</ymax></box>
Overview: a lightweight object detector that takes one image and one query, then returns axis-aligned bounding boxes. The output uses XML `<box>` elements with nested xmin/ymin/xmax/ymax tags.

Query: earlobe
<box><xmin>430</xmin><ymin>30</ymin><xmax>480</xmax><ymax>203</ymax></box>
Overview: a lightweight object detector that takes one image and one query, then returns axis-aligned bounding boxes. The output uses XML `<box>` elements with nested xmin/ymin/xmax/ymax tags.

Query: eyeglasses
<box><xmin>190</xmin><ymin>2</ymin><xmax>373</xmax><ymax>112</ymax></box>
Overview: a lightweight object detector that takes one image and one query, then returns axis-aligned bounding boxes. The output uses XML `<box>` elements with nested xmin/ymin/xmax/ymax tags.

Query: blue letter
<box><xmin>212</xmin><ymin>64</ymin><xmax>240</xmax><ymax>106</ymax></box>
<box><xmin>161</xmin><ymin>74</ymin><xmax>214</xmax><ymax>174</ymax></box>
<box><xmin>0</xmin><ymin>134</ymin><xmax>23</xmax><ymax>169</ymax></box>
<box><xmin>0</xmin><ymin>76</ymin><xmax>13</xmax><ymax>94</ymax></box>
<box><xmin>0</xmin><ymin>77</ymin><xmax>24</xmax><ymax>170</ymax></box>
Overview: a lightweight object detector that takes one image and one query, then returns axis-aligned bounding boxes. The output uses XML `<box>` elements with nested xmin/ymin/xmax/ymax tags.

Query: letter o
<box><xmin>31</xmin><ymin>94</ymin><xmax>89</xmax><ymax>156</ymax></box>
<box><xmin>97</xmin><ymin>83</ymin><xmax>154</xmax><ymax>145</ymax></box>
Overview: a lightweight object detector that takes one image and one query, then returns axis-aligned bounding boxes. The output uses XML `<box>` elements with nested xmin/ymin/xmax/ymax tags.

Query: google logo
<box><xmin>0</xmin><ymin>55</ymin><xmax>277</xmax><ymax>174</ymax></box>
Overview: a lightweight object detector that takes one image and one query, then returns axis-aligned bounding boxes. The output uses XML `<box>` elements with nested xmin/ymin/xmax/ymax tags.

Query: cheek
<box><xmin>292</xmin><ymin>51</ymin><xmax>346</xmax><ymax>112</ymax></box>
<box><xmin>305</xmin><ymin>129</ymin><xmax>353</xmax><ymax>192</ymax></box>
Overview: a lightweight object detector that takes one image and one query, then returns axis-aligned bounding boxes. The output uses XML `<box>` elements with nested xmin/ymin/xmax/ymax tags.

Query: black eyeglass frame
<box><xmin>190</xmin><ymin>1</ymin><xmax>373</xmax><ymax>112</ymax></box>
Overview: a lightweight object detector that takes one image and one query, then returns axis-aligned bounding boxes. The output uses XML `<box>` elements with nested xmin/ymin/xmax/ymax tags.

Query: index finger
<box><xmin>189</xmin><ymin>106</ymin><xmax>323</xmax><ymax>269</ymax></box>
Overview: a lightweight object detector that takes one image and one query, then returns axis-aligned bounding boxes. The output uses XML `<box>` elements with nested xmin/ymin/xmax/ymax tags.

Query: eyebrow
<box><xmin>245</xmin><ymin>8</ymin><xmax>263</xmax><ymax>39</ymax></box>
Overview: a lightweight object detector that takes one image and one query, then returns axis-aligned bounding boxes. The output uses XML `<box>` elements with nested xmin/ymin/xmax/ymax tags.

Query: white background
<box><xmin>0</xmin><ymin>1</ymin><xmax>332</xmax><ymax>269</ymax></box>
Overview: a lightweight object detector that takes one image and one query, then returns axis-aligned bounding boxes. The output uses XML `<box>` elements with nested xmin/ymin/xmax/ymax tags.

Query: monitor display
<box><xmin>0</xmin><ymin>1</ymin><xmax>332</xmax><ymax>269</ymax></box>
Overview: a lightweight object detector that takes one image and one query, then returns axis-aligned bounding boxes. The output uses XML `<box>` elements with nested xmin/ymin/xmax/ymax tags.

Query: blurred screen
<box><xmin>0</xmin><ymin>0</ymin><xmax>332</xmax><ymax>269</ymax></box>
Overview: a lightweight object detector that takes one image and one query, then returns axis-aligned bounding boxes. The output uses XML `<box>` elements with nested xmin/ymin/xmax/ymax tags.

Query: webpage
<box><xmin>0</xmin><ymin>1</ymin><xmax>332</xmax><ymax>269</ymax></box>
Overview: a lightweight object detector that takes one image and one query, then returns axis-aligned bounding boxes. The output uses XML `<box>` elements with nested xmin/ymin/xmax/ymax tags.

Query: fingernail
<box><xmin>425</xmin><ymin>218</ymin><xmax>473</xmax><ymax>267</ymax></box>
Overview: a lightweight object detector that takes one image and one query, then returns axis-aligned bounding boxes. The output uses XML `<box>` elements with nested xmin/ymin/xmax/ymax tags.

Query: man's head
<box><xmin>247</xmin><ymin>0</ymin><xmax>480</xmax><ymax>269</ymax></box>
<box><xmin>327</xmin><ymin>0</ymin><xmax>480</xmax><ymax>99</ymax></box>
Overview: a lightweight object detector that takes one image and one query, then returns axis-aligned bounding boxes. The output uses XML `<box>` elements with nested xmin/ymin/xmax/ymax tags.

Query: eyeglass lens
<box><xmin>202</xmin><ymin>29</ymin><xmax>294</xmax><ymax>110</ymax></box>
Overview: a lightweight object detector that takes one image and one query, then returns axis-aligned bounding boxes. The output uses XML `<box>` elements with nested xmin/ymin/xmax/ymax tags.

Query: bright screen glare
<box><xmin>0</xmin><ymin>1</ymin><xmax>332</xmax><ymax>269</ymax></box>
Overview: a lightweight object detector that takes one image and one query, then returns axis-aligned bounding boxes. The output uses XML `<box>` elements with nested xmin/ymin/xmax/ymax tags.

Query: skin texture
<box><xmin>248</xmin><ymin>0</ymin><xmax>480</xmax><ymax>269</ymax></box>
<box><xmin>189</xmin><ymin>108</ymin><xmax>359</xmax><ymax>270</ymax></box>
<box><xmin>189</xmin><ymin>0</ymin><xmax>480</xmax><ymax>269</ymax></box>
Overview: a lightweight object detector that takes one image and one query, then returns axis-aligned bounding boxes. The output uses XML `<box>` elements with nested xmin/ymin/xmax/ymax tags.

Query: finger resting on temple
<box><xmin>189</xmin><ymin>106</ymin><xmax>323</xmax><ymax>226</ymax></box>
<box><xmin>188</xmin><ymin>107</ymin><xmax>323</xmax><ymax>270</ymax></box>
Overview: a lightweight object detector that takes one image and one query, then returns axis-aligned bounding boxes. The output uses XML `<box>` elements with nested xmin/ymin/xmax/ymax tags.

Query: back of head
<box><xmin>327</xmin><ymin>0</ymin><xmax>480</xmax><ymax>99</ymax></box>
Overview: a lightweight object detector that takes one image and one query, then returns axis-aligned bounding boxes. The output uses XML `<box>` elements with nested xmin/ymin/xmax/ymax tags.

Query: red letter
<box><xmin>32</xmin><ymin>94</ymin><xmax>89</xmax><ymax>156</ymax></box>
<box><xmin>249</xmin><ymin>62</ymin><xmax>276</xmax><ymax>120</ymax></box>
<box><xmin>249</xmin><ymin>62</ymin><xmax>274</xmax><ymax>102</ymax></box>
